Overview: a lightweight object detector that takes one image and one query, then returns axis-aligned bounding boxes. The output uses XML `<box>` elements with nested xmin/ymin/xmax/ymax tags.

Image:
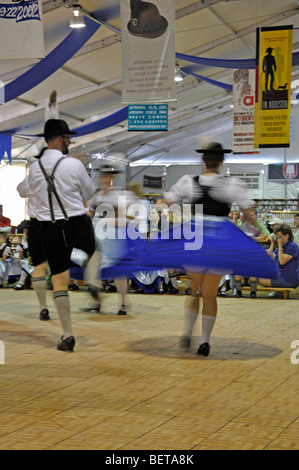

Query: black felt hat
<box><xmin>128</xmin><ymin>1</ymin><xmax>168</xmax><ymax>39</ymax></box>
<box><xmin>196</xmin><ymin>142</ymin><xmax>231</xmax><ymax>154</ymax></box>
<box><xmin>100</xmin><ymin>163</ymin><xmax>123</xmax><ymax>174</ymax></box>
<box><xmin>37</xmin><ymin>119</ymin><xmax>77</xmax><ymax>138</ymax></box>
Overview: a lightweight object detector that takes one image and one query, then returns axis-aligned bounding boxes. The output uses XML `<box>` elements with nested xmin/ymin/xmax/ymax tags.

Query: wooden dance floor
<box><xmin>1</xmin><ymin>287</ymin><xmax>299</xmax><ymax>450</ymax></box>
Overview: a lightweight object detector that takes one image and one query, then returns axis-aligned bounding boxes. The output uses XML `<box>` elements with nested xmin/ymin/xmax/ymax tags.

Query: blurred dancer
<box><xmin>82</xmin><ymin>163</ymin><xmax>137</xmax><ymax>315</ymax></box>
<box><xmin>159</xmin><ymin>142</ymin><xmax>253</xmax><ymax>356</ymax></box>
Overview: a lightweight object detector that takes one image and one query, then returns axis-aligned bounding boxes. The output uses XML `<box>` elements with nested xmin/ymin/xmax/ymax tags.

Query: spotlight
<box><xmin>69</xmin><ymin>4</ymin><xmax>86</xmax><ymax>29</ymax></box>
<box><xmin>174</xmin><ymin>63</ymin><xmax>183</xmax><ymax>82</ymax></box>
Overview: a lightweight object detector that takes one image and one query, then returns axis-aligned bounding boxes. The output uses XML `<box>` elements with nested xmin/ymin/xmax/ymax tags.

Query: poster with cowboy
<box><xmin>121</xmin><ymin>0</ymin><xmax>176</xmax><ymax>104</ymax></box>
<box><xmin>254</xmin><ymin>26</ymin><xmax>293</xmax><ymax>149</ymax></box>
<box><xmin>0</xmin><ymin>0</ymin><xmax>44</xmax><ymax>59</ymax></box>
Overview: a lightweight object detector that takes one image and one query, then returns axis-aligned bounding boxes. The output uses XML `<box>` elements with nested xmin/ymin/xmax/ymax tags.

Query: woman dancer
<box><xmin>83</xmin><ymin>162</ymin><xmax>137</xmax><ymax>315</ymax></box>
<box><xmin>159</xmin><ymin>142</ymin><xmax>253</xmax><ymax>356</ymax></box>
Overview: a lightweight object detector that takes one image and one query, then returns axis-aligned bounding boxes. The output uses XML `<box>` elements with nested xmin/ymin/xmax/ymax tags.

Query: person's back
<box><xmin>29</xmin><ymin>149</ymin><xmax>93</xmax><ymax>222</ymax></box>
<box><xmin>27</xmin><ymin>119</ymin><xmax>96</xmax><ymax>352</ymax></box>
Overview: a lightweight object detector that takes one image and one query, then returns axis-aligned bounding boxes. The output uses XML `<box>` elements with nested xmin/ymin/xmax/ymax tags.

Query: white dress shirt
<box><xmin>28</xmin><ymin>149</ymin><xmax>96</xmax><ymax>221</ymax></box>
<box><xmin>164</xmin><ymin>174</ymin><xmax>252</xmax><ymax>211</ymax></box>
<box><xmin>17</xmin><ymin>175</ymin><xmax>37</xmax><ymax>219</ymax></box>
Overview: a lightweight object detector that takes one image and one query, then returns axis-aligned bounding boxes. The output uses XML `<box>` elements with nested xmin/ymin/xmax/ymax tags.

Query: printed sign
<box><xmin>143</xmin><ymin>175</ymin><xmax>164</xmax><ymax>188</ymax></box>
<box><xmin>128</xmin><ymin>104</ymin><xmax>168</xmax><ymax>131</ymax></box>
<box><xmin>233</xmin><ymin>69</ymin><xmax>256</xmax><ymax>153</ymax></box>
<box><xmin>121</xmin><ymin>0</ymin><xmax>176</xmax><ymax>104</ymax></box>
<box><xmin>0</xmin><ymin>0</ymin><xmax>44</xmax><ymax>59</ymax></box>
<box><xmin>254</xmin><ymin>26</ymin><xmax>293</xmax><ymax>148</ymax></box>
<box><xmin>268</xmin><ymin>164</ymin><xmax>299</xmax><ymax>181</ymax></box>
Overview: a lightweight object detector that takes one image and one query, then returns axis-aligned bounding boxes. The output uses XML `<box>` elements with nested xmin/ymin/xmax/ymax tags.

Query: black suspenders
<box><xmin>38</xmin><ymin>158</ymin><xmax>69</xmax><ymax>223</ymax></box>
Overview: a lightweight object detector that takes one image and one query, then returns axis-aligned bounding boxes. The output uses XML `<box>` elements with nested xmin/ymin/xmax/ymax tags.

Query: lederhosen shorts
<box><xmin>39</xmin><ymin>214</ymin><xmax>95</xmax><ymax>276</ymax></box>
<box><xmin>27</xmin><ymin>218</ymin><xmax>47</xmax><ymax>267</ymax></box>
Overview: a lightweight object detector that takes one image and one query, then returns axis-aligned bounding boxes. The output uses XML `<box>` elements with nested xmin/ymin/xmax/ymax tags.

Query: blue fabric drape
<box><xmin>177</xmin><ymin>51</ymin><xmax>299</xmax><ymax>69</ymax></box>
<box><xmin>3</xmin><ymin>17</ymin><xmax>100</xmax><ymax>104</ymax></box>
<box><xmin>182</xmin><ymin>66</ymin><xmax>232</xmax><ymax>91</ymax></box>
<box><xmin>72</xmin><ymin>107</ymin><xmax>128</xmax><ymax>136</ymax></box>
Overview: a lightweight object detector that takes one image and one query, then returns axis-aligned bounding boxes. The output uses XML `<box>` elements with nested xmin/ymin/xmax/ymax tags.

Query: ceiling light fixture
<box><xmin>69</xmin><ymin>4</ymin><xmax>86</xmax><ymax>29</ymax></box>
<box><xmin>174</xmin><ymin>63</ymin><xmax>183</xmax><ymax>82</ymax></box>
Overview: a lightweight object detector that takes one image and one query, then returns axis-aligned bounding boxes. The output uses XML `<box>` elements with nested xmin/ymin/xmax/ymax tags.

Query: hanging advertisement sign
<box><xmin>254</xmin><ymin>26</ymin><xmax>293</xmax><ymax>148</ymax></box>
<box><xmin>268</xmin><ymin>164</ymin><xmax>299</xmax><ymax>181</ymax></box>
<box><xmin>121</xmin><ymin>0</ymin><xmax>176</xmax><ymax>104</ymax></box>
<box><xmin>0</xmin><ymin>0</ymin><xmax>44</xmax><ymax>59</ymax></box>
<box><xmin>232</xmin><ymin>69</ymin><xmax>256</xmax><ymax>153</ymax></box>
<box><xmin>128</xmin><ymin>104</ymin><xmax>168</xmax><ymax>130</ymax></box>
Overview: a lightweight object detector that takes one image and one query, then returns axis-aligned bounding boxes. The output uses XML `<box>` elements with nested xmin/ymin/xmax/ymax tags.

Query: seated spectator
<box><xmin>230</xmin><ymin>210</ymin><xmax>242</xmax><ymax>226</ymax></box>
<box><xmin>233</xmin><ymin>276</ymin><xmax>258</xmax><ymax>298</ymax></box>
<box><xmin>0</xmin><ymin>204</ymin><xmax>11</xmax><ymax>233</ymax></box>
<box><xmin>234</xmin><ymin>209</ymin><xmax>271</xmax><ymax>298</ymax></box>
<box><xmin>14</xmin><ymin>228</ymin><xmax>32</xmax><ymax>290</ymax></box>
<box><xmin>269</xmin><ymin>217</ymin><xmax>299</xmax><ymax>246</ymax></box>
<box><xmin>259</xmin><ymin>224</ymin><xmax>299</xmax><ymax>289</ymax></box>
<box><xmin>0</xmin><ymin>232</ymin><xmax>11</xmax><ymax>287</ymax></box>
<box><xmin>242</xmin><ymin>207</ymin><xmax>270</xmax><ymax>241</ymax></box>
<box><xmin>293</xmin><ymin>213</ymin><xmax>299</xmax><ymax>239</ymax></box>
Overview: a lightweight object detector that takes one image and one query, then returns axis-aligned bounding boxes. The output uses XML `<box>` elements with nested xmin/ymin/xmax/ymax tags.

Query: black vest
<box><xmin>193</xmin><ymin>176</ymin><xmax>231</xmax><ymax>217</ymax></box>
<box><xmin>20</xmin><ymin>242</ymin><xmax>29</xmax><ymax>259</ymax></box>
<box><xmin>0</xmin><ymin>243</ymin><xmax>9</xmax><ymax>258</ymax></box>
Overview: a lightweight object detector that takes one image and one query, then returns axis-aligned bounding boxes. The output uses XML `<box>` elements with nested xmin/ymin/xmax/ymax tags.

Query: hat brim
<box><xmin>196</xmin><ymin>148</ymin><xmax>232</xmax><ymax>154</ymax></box>
<box><xmin>100</xmin><ymin>169</ymin><xmax>123</xmax><ymax>174</ymax></box>
<box><xmin>127</xmin><ymin>16</ymin><xmax>168</xmax><ymax>39</ymax></box>
<box><xmin>37</xmin><ymin>130</ymin><xmax>77</xmax><ymax>137</ymax></box>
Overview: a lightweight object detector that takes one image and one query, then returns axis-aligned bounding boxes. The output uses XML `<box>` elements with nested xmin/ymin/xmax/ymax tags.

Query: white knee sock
<box><xmin>18</xmin><ymin>270</ymin><xmax>28</xmax><ymax>286</ymax></box>
<box><xmin>32</xmin><ymin>276</ymin><xmax>47</xmax><ymax>310</ymax></box>
<box><xmin>200</xmin><ymin>315</ymin><xmax>216</xmax><ymax>345</ymax></box>
<box><xmin>53</xmin><ymin>290</ymin><xmax>73</xmax><ymax>338</ymax></box>
<box><xmin>184</xmin><ymin>309</ymin><xmax>198</xmax><ymax>339</ymax></box>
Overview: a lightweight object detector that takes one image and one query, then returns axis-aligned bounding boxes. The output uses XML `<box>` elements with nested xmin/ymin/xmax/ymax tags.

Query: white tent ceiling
<box><xmin>1</xmin><ymin>0</ymin><xmax>299</xmax><ymax>167</ymax></box>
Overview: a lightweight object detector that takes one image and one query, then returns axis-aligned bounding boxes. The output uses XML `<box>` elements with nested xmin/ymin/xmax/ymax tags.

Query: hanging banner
<box><xmin>121</xmin><ymin>0</ymin><xmax>176</xmax><ymax>104</ymax></box>
<box><xmin>0</xmin><ymin>134</ymin><xmax>11</xmax><ymax>163</ymax></box>
<box><xmin>254</xmin><ymin>26</ymin><xmax>293</xmax><ymax>148</ymax></box>
<box><xmin>128</xmin><ymin>104</ymin><xmax>168</xmax><ymax>131</ymax></box>
<box><xmin>0</xmin><ymin>0</ymin><xmax>44</xmax><ymax>59</ymax></box>
<box><xmin>232</xmin><ymin>69</ymin><xmax>256</xmax><ymax>153</ymax></box>
<box><xmin>268</xmin><ymin>164</ymin><xmax>299</xmax><ymax>181</ymax></box>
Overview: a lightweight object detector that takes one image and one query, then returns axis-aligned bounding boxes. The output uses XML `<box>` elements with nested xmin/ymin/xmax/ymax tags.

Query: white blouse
<box><xmin>164</xmin><ymin>174</ymin><xmax>252</xmax><ymax>211</ymax></box>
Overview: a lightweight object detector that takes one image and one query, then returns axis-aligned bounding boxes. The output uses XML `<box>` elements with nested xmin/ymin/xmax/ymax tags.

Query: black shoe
<box><xmin>87</xmin><ymin>285</ymin><xmax>100</xmax><ymax>299</ymax></box>
<box><xmin>219</xmin><ymin>291</ymin><xmax>227</xmax><ymax>297</ymax></box>
<box><xmin>118</xmin><ymin>305</ymin><xmax>127</xmax><ymax>315</ymax></box>
<box><xmin>57</xmin><ymin>336</ymin><xmax>75</xmax><ymax>352</ymax></box>
<box><xmin>79</xmin><ymin>305</ymin><xmax>100</xmax><ymax>312</ymax></box>
<box><xmin>167</xmin><ymin>287</ymin><xmax>179</xmax><ymax>295</ymax></box>
<box><xmin>235</xmin><ymin>290</ymin><xmax>242</xmax><ymax>298</ymax></box>
<box><xmin>179</xmin><ymin>336</ymin><xmax>191</xmax><ymax>349</ymax></box>
<box><xmin>69</xmin><ymin>284</ymin><xmax>79</xmax><ymax>291</ymax></box>
<box><xmin>185</xmin><ymin>288</ymin><xmax>192</xmax><ymax>295</ymax></box>
<box><xmin>250</xmin><ymin>291</ymin><xmax>256</xmax><ymax>298</ymax></box>
<box><xmin>197</xmin><ymin>342</ymin><xmax>210</xmax><ymax>357</ymax></box>
<box><xmin>14</xmin><ymin>284</ymin><xmax>24</xmax><ymax>290</ymax></box>
<box><xmin>39</xmin><ymin>309</ymin><xmax>50</xmax><ymax>321</ymax></box>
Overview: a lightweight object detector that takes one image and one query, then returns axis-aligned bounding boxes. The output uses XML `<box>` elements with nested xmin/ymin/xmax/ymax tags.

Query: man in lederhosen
<box><xmin>28</xmin><ymin>119</ymin><xmax>96</xmax><ymax>352</ymax></box>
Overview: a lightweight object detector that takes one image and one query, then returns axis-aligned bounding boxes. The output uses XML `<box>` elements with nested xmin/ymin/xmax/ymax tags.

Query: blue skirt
<box><xmin>100</xmin><ymin>218</ymin><xmax>278</xmax><ymax>281</ymax></box>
